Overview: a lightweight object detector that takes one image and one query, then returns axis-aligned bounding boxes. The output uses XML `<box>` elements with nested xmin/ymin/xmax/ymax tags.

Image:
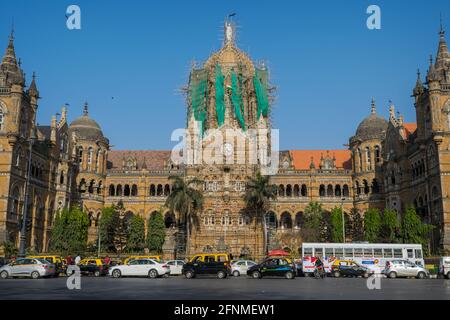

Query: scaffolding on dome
<box><xmin>254</xmin><ymin>68</ymin><xmax>269</xmax><ymax>119</ymax></box>
<box><xmin>231</xmin><ymin>69</ymin><xmax>246</xmax><ymax>131</ymax></box>
<box><xmin>215</xmin><ymin>64</ymin><xmax>225</xmax><ymax>127</ymax></box>
<box><xmin>189</xmin><ymin>68</ymin><xmax>208</xmax><ymax>136</ymax></box>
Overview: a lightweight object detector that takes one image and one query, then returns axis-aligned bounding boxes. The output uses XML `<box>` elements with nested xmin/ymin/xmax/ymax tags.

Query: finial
<box><xmin>429</xmin><ymin>54</ymin><xmax>433</xmax><ymax>66</ymax></box>
<box><xmin>224</xmin><ymin>13</ymin><xmax>236</xmax><ymax>44</ymax></box>
<box><xmin>83</xmin><ymin>102</ymin><xmax>88</xmax><ymax>116</ymax></box>
<box><xmin>417</xmin><ymin>68</ymin><xmax>421</xmax><ymax>78</ymax></box>
<box><xmin>32</xmin><ymin>71</ymin><xmax>36</xmax><ymax>81</ymax></box>
<box><xmin>9</xmin><ymin>18</ymin><xmax>14</xmax><ymax>42</ymax></box>
<box><xmin>371</xmin><ymin>97</ymin><xmax>376</xmax><ymax>114</ymax></box>
<box><xmin>440</xmin><ymin>13</ymin><xmax>445</xmax><ymax>37</ymax></box>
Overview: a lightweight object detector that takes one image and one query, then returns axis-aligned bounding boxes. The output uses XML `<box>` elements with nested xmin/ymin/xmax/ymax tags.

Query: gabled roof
<box><xmin>289</xmin><ymin>150</ymin><xmax>352</xmax><ymax>170</ymax></box>
<box><xmin>107</xmin><ymin>150</ymin><xmax>172</xmax><ymax>171</ymax></box>
<box><xmin>403</xmin><ymin>123</ymin><xmax>417</xmax><ymax>138</ymax></box>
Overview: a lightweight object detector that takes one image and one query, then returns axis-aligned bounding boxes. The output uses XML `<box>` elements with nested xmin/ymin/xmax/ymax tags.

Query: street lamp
<box><xmin>18</xmin><ymin>126</ymin><xmax>38</xmax><ymax>257</ymax></box>
<box><xmin>341</xmin><ymin>197</ymin><xmax>346</xmax><ymax>243</ymax></box>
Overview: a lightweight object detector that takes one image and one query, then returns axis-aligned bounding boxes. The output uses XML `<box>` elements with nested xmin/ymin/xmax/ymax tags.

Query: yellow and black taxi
<box><xmin>27</xmin><ymin>255</ymin><xmax>66</xmax><ymax>276</ymax></box>
<box><xmin>123</xmin><ymin>255</ymin><xmax>162</xmax><ymax>265</ymax></box>
<box><xmin>182</xmin><ymin>253</ymin><xmax>231</xmax><ymax>279</ymax></box>
<box><xmin>330</xmin><ymin>259</ymin><xmax>372</xmax><ymax>278</ymax></box>
<box><xmin>73</xmin><ymin>258</ymin><xmax>108</xmax><ymax>277</ymax></box>
<box><xmin>247</xmin><ymin>257</ymin><xmax>296</xmax><ymax>279</ymax></box>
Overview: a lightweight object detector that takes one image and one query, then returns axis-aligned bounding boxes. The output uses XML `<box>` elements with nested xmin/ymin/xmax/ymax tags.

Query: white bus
<box><xmin>301</xmin><ymin>242</ymin><xmax>425</xmax><ymax>275</ymax></box>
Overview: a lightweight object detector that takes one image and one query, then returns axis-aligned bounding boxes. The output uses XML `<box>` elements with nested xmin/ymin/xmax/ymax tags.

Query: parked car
<box><xmin>182</xmin><ymin>253</ymin><xmax>231</xmax><ymax>279</ymax></box>
<box><xmin>331</xmin><ymin>259</ymin><xmax>372</xmax><ymax>278</ymax></box>
<box><xmin>123</xmin><ymin>255</ymin><xmax>162</xmax><ymax>265</ymax></box>
<box><xmin>294</xmin><ymin>260</ymin><xmax>304</xmax><ymax>277</ymax></box>
<box><xmin>247</xmin><ymin>258</ymin><xmax>296</xmax><ymax>279</ymax></box>
<box><xmin>27</xmin><ymin>255</ymin><xmax>66</xmax><ymax>276</ymax></box>
<box><xmin>384</xmin><ymin>259</ymin><xmax>429</xmax><ymax>279</ymax></box>
<box><xmin>439</xmin><ymin>256</ymin><xmax>450</xmax><ymax>279</ymax></box>
<box><xmin>109</xmin><ymin>258</ymin><xmax>169</xmax><ymax>278</ymax></box>
<box><xmin>72</xmin><ymin>258</ymin><xmax>108</xmax><ymax>277</ymax></box>
<box><xmin>231</xmin><ymin>260</ymin><xmax>257</xmax><ymax>277</ymax></box>
<box><xmin>166</xmin><ymin>260</ymin><xmax>185</xmax><ymax>275</ymax></box>
<box><xmin>0</xmin><ymin>258</ymin><xmax>56</xmax><ymax>279</ymax></box>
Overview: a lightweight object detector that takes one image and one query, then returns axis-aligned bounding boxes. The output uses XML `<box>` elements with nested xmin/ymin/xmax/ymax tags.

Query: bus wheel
<box><xmin>388</xmin><ymin>272</ymin><xmax>397</xmax><ymax>279</ymax></box>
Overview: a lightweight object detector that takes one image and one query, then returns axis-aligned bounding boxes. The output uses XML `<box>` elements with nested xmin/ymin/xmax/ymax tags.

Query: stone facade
<box><xmin>1</xmin><ymin>21</ymin><xmax>450</xmax><ymax>258</ymax></box>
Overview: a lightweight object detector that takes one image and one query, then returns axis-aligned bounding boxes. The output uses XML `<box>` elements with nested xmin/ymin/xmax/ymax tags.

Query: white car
<box><xmin>108</xmin><ymin>258</ymin><xmax>169</xmax><ymax>278</ymax></box>
<box><xmin>0</xmin><ymin>258</ymin><xmax>56</xmax><ymax>279</ymax></box>
<box><xmin>166</xmin><ymin>260</ymin><xmax>185</xmax><ymax>275</ymax></box>
<box><xmin>231</xmin><ymin>260</ymin><xmax>257</xmax><ymax>277</ymax></box>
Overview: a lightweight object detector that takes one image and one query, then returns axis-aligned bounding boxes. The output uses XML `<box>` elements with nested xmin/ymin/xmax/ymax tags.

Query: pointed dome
<box><xmin>69</xmin><ymin>103</ymin><xmax>105</xmax><ymax>141</ymax></box>
<box><xmin>0</xmin><ymin>31</ymin><xmax>24</xmax><ymax>86</ymax></box>
<box><xmin>354</xmin><ymin>100</ymin><xmax>388</xmax><ymax>141</ymax></box>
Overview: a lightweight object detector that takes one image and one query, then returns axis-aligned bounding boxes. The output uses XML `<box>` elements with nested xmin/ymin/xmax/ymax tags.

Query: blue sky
<box><xmin>0</xmin><ymin>0</ymin><xmax>449</xmax><ymax>151</ymax></box>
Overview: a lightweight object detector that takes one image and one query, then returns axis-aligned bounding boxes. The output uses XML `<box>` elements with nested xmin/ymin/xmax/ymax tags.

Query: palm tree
<box><xmin>243</xmin><ymin>171</ymin><xmax>277</xmax><ymax>257</ymax></box>
<box><xmin>165</xmin><ymin>175</ymin><xmax>203</xmax><ymax>257</ymax></box>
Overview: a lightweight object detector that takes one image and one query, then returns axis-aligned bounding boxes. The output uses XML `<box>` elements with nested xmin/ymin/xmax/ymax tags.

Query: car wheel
<box><xmin>388</xmin><ymin>271</ymin><xmax>397</xmax><ymax>279</ymax></box>
<box><xmin>233</xmin><ymin>270</ymin><xmax>240</xmax><ymax>277</ymax></box>
<box><xmin>0</xmin><ymin>271</ymin><xmax>8</xmax><ymax>279</ymax></box>
<box><xmin>252</xmin><ymin>271</ymin><xmax>261</xmax><ymax>279</ymax></box>
<box><xmin>217</xmin><ymin>271</ymin><xmax>226</xmax><ymax>279</ymax></box>
<box><xmin>185</xmin><ymin>270</ymin><xmax>194</xmax><ymax>279</ymax></box>
<box><xmin>333</xmin><ymin>271</ymin><xmax>340</xmax><ymax>278</ymax></box>
<box><xmin>417</xmin><ymin>271</ymin><xmax>426</xmax><ymax>279</ymax></box>
<box><xmin>94</xmin><ymin>270</ymin><xmax>101</xmax><ymax>277</ymax></box>
<box><xmin>31</xmin><ymin>271</ymin><xmax>40</xmax><ymax>279</ymax></box>
<box><xmin>363</xmin><ymin>272</ymin><xmax>369</xmax><ymax>279</ymax></box>
<box><xmin>112</xmin><ymin>269</ymin><xmax>121</xmax><ymax>278</ymax></box>
<box><xmin>285</xmin><ymin>271</ymin><xmax>294</xmax><ymax>279</ymax></box>
<box><xmin>148</xmin><ymin>269</ymin><xmax>158</xmax><ymax>279</ymax></box>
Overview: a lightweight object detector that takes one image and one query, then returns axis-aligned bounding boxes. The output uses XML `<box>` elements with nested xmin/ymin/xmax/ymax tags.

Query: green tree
<box><xmin>330</xmin><ymin>207</ymin><xmax>344</xmax><ymax>242</ymax></box>
<box><xmin>126</xmin><ymin>215</ymin><xmax>146</xmax><ymax>253</ymax></box>
<box><xmin>1</xmin><ymin>241</ymin><xmax>18</xmax><ymax>258</ymax></box>
<box><xmin>243</xmin><ymin>171</ymin><xmax>277</xmax><ymax>256</ymax></box>
<box><xmin>147</xmin><ymin>209</ymin><xmax>166</xmax><ymax>253</ymax></box>
<box><xmin>98</xmin><ymin>205</ymin><xmax>118</xmax><ymax>253</ymax></box>
<box><xmin>364</xmin><ymin>208</ymin><xmax>381</xmax><ymax>242</ymax></box>
<box><xmin>401</xmin><ymin>207</ymin><xmax>434</xmax><ymax>255</ymax></box>
<box><xmin>301</xmin><ymin>202</ymin><xmax>323</xmax><ymax>242</ymax></box>
<box><xmin>49</xmin><ymin>206</ymin><xmax>89</xmax><ymax>254</ymax></box>
<box><xmin>349</xmin><ymin>208</ymin><xmax>364</xmax><ymax>241</ymax></box>
<box><xmin>380</xmin><ymin>209</ymin><xmax>401</xmax><ymax>243</ymax></box>
<box><xmin>165</xmin><ymin>176</ymin><xmax>203</xmax><ymax>257</ymax></box>
<box><xmin>113</xmin><ymin>201</ymin><xmax>129</xmax><ymax>256</ymax></box>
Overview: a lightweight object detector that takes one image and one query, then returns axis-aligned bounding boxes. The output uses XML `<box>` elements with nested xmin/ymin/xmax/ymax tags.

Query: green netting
<box><xmin>231</xmin><ymin>70</ymin><xmax>246</xmax><ymax>131</ymax></box>
<box><xmin>215</xmin><ymin>64</ymin><xmax>225</xmax><ymax>127</ymax></box>
<box><xmin>189</xmin><ymin>69</ymin><xmax>208</xmax><ymax>135</ymax></box>
<box><xmin>253</xmin><ymin>68</ymin><xmax>269</xmax><ymax>119</ymax></box>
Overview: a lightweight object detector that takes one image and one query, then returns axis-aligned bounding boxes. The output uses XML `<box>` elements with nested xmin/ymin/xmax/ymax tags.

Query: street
<box><xmin>0</xmin><ymin>276</ymin><xmax>449</xmax><ymax>300</ymax></box>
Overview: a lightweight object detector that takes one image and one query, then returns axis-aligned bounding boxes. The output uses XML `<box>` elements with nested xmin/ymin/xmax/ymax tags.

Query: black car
<box><xmin>331</xmin><ymin>260</ymin><xmax>371</xmax><ymax>278</ymax></box>
<box><xmin>69</xmin><ymin>259</ymin><xmax>108</xmax><ymax>277</ymax></box>
<box><xmin>182</xmin><ymin>258</ymin><xmax>230</xmax><ymax>279</ymax></box>
<box><xmin>247</xmin><ymin>258</ymin><xmax>296</xmax><ymax>279</ymax></box>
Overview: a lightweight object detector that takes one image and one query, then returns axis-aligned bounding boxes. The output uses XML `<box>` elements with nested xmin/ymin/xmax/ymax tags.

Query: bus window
<box><xmin>407</xmin><ymin>249</ymin><xmax>414</xmax><ymax>259</ymax></box>
<box><xmin>303</xmin><ymin>247</ymin><xmax>313</xmax><ymax>256</ymax></box>
<box><xmin>363</xmin><ymin>248</ymin><xmax>373</xmax><ymax>257</ymax></box>
<box><xmin>344</xmin><ymin>248</ymin><xmax>353</xmax><ymax>257</ymax></box>
<box><xmin>314</xmin><ymin>248</ymin><xmax>323</xmax><ymax>257</ymax></box>
<box><xmin>383</xmin><ymin>249</ymin><xmax>393</xmax><ymax>258</ymax></box>
<box><xmin>335</xmin><ymin>248</ymin><xmax>343</xmax><ymax>258</ymax></box>
<box><xmin>354</xmin><ymin>248</ymin><xmax>363</xmax><ymax>257</ymax></box>
<box><xmin>393</xmin><ymin>249</ymin><xmax>402</xmax><ymax>258</ymax></box>
<box><xmin>374</xmin><ymin>248</ymin><xmax>382</xmax><ymax>257</ymax></box>
<box><xmin>414</xmin><ymin>249</ymin><xmax>422</xmax><ymax>259</ymax></box>
<box><xmin>325</xmin><ymin>248</ymin><xmax>333</xmax><ymax>257</ymax></box>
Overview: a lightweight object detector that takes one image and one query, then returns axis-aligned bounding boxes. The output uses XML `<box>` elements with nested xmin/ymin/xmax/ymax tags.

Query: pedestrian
<box><xmin>75</xmin><ymin>254</ymin><xmax>81</xmax><ymax>265</ymax></box>
<box><xmin>66</xmin><ymin>255</ymin><xmax>73</xmax><ymax>265</ymax></box>
<box><xmin>104</xmin><ymin>255</ymin><xmax>111</xmax><ymax>265</ymax></box>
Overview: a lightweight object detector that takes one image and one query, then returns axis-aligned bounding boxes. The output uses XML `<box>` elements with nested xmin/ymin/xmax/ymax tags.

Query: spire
<box><xmin>2</xmin><ymin>26</ymin><xmax>17</xmax><ymax>65</ymax></box>
<box><xmin>28</xmin><ymin>71</ymin><xmax>39</xmax><ymax>97</ymax></box>
<box><xmin>389</xmin><ymin>100</ymin><xmax>396</xmax><ymax>122</ymax></box>
<box><xmin>436</xmin><ymin>15</ymin><xmax>449</xmax><ymax>68</ymax></box>
<box><xmin>83</xmin><ymin>102</ymin><xmax>89</xmax><ymax>116</ymax></box>
<box><xmin>413</xmin><ymin>69</ymin><xmax>424</xmax><ymax>96</ymax></box>
<box><xmin>370</xmin><ymin>98</ymin><xmax>376</xmax><ymax>115</ymax></box>
<box><xmin>0</xmin><ymin>25</ymin><xmax>24</xmax><ymax>87</ymax></box>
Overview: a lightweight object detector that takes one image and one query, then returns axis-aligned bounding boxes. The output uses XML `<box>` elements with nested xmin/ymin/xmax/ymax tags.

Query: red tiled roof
<box><xmin>289</xmin><ymin>150</ymin><xmax>352</xmax><ymax>170</ymax></box>
<box><xmin>107</xmin><ymin>150</ymin><xmax>172</xmax><ymax>170</ymax></box>
<box><xmin>403</xmin><ymin>123</ymin><xmax>417</xmax><ymax>137</ymax></box>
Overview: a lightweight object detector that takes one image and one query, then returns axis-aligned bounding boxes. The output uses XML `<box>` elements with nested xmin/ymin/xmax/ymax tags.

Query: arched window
<box><xmin>357</xmin><ymin>148</ymin><xmax>363</xmax><ymax>170</ymax></box>
<box><xmin>131</xmin><ymin>184</ymin><xmax>138</xmax><ymax>196</ymax></box>
<box><xmin>149</xmin><ymin>184</ymin><xmax>156</xmax><ymax>196</ymax></box>
<box><xmin>87</xmin><ymin>147</ymin><xmax>93</xmax><ymax>170</ymax></box>
<box><xmin>301</xmin><ymin>184</ymin><xmax>308</xmax><ymax>197</ymax></box>
<box><xmin>280</xmin><ymin>212</ymin><xmax>292</xmax><ymax>230</ymax></box>
<box><xmin>265</xmin><ymin>212</ymin><xmax>277</xmax><ymax>229</ymax></box>
<box><xmin>157</xmin><ymin>184</ymin><xmax>163</xmax><ymax>196</ymax></box>
<box><xmin>164</xmin><ymin>212</ymin><xmax>175</xmax><ymax>228</ymax></box>
<box><xmin>77</xmin><ymin>146</ymin><xmax>83</xmax><ymax>166</ymax></box>
<box><xmin>164</xmin><ymin>184</ymin><xmax>171</xmax><ymax>196</ymax></box>
<box><xmin>278</xmin><ymin>185</ymin><xmax>285</xmax><ymax>197</ymax></box>
<box><xmin>15</xmin><ymin>148</ymin><xmax>22</xmax><ymax>167</ymax></box>
<box><xmin>365</xmin><ymin>147</ymin><xmax>371</xmax><ymax>170</ymax></box>
<box><xmin>319</xmin><ymin>184</ymin><xmax>325</xmax><ymax>197</ymax></box>
<box><xmin>363</xmin><ymin>180</ymin><xmax>370</xmax><ymax>194</ymax></box>
<box><xmin>79</xmin><ymin>179</ymin><xmax>86</xmax><ymax>193</ymax></box>
<box><xmin>372</xmin><ymin>179</ymin><xmax>380</xmax><ymax>193</ymax></box>
<box><xmin>109</xmin><ymin>184</ymin><xmax>115</xmax><ymax>196</ymax></box>
<box><xmin>0</xmin><ymin>106</ymin><xmax>4</xmax><ymax>131</ymax></box>
<box><xmin>374</xmin><ymin>145</ymin><xmax>381</xmax><ymax>163</ymax></box>
<box><xmin>355</xmin><ymin>181</ymin><xmax>360</xmax><ymax>195</ymax></box>
<box><xmin>116</xmin><ymin>184</ymin><xmax>123</xmax><ymax>197</ymax></box>
<box><xmin>97</xmin><ymin>181</ymin><xmax>102</xmax><ymax>194</ymax></box>
<box><xmin>124</xmin><ymin>184</ymin><xmax>131</xmax><ymax>197</ymax></box>
<box><xmin>10</xmin><ymin>187</ymin><xmax>20</xmax><ymax>220</ymax></box>
<box><xmin>286</xmin><ymin>185</ymin><xmax>292</xmax><ymax>197</ymax></box>
<box><xmin>59</xmin><ymin>171</ymin><xmax>65</xmax><ymax>185</ymax></box>
<box><xmin>294</xmin><ymin>212</ymin><xmax>303</xmax><ymax>229</ymax></box>
<box><xmin>293</xmin><ymin>184</ymin><xmax>300</xmax><ymax>197</ymax></box>
<box><xmin>343</xmin><ymin>184</ymin><xmax>350</xmax><ymax>197</ymax></box>
<box><xmin>335</xmin><ymin>185</ymin><xmax>341</xmax><ymax>197</ymax></box>
<box><xmin>327</xmin><ymin>184</ymin><xmax>333</xmax><ymax>197</ymax></box>
<box><xmin>88</xmin><ymin>180</ymin><xmax>95</xmax><ymax>194</ymax></box>
<box><xmin>96</xmin><ymin>149</ymin><xmax>101</xmax><ymax>172</ymax></box>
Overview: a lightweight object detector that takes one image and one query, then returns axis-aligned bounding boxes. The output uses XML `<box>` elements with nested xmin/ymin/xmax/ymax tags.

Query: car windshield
<box><xmin>37</xmin><ymin>259</ymin><xmax>50</xmax><ymax>264</ymax></box>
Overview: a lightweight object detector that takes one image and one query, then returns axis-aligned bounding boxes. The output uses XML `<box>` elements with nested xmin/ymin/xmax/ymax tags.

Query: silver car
<box><xmin>0</xmin><ymin>258</ymin><xmax>56</xmax><ymax>279</ymax></box>
<box><xmin>231</xmin><ymin>260</ymin><xmax>257</xmax><ymax>277</ymax></box>
<box><xmin>384</xmin><ymin>259</ymin><xmax>429</xmax><ymax>279</ymax></box>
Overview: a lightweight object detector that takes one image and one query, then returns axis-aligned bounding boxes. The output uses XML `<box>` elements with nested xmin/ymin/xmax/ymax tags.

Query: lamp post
<box><xmin>97</xmin><ymin>218</ymin><xmax>101</xmax><ymax>258</ymax></box>
<box><xmin>18</xmin><ymin>127</ymin><xmax>38</xmax><ymax>257</ymax></box>
<box><xmin>341</xmin><ymin>197</ymin><xmax>346</xmax><ymax>243</ymax></box>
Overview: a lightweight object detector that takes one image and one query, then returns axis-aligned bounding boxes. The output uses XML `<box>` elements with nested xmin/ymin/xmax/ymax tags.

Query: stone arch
<box><xmin>97</xmin><ymin>181</ymin><xmax>103</xmax><ymax>194</ymax></box>
<box><xmin>164</xmin><ymin>184</ymin><xmax>171</xmax><ymax>196</ymax></box>
<box><xmin>131</xmin><ymin>184</ymin><xmax>138</xmax><ymax>196</ymax></box>
<box><xmin>278</xmin><ymin>185</ymin><xmax>285</xmax><ymax>197</ymax></box>
<box><xmin>294</xmin><ymin>212</ymin><xmax>303</xmax><ymax>229</ymax></box>
<box><xmin>164</xmin><ymin>211</ymin><xmax>176</xmax><ymax>228</ymax></box>
<box><xmin>149</xmin><ymin>184</ymin><xmax>156</xmax><ymax>196</ymax></box>
<box><xmin>79</xmin><ymin>178</ymin><xmax>86</xmax><ymax>193</ymax></box>
<box><xmin>88</xmin><ymin>211</ymin><xmax>94</xmax><ymax>227</ymax></box>
<box><xmin>157</xmin><ymin>184</ymin><xmax>163</xmax><ymax>196</ymax></box>
<box><xmin>124</xmin><ymin>184</ymin><xmax>131</xmax><ymax>197</ymax></box>
<box><xmin>265</xmin><ymin>211</ymin><xmax>277</xmax><ymax>229</ymax></box>
<box><xmin>327</xmin><ymin>184</ymin><xmax>333</xmax><ymax>197</ymax></box>
<box><xmin>280</xmin><ymin>211</ymin><xmax>292</xmax><ymax>230</ymax></box>
<box><xmin>343</xmin><ymin>184</ymin><xmax>350</xmax><ymax>197</ymax></box>
<box><xmin>88</xmin><ymin>180</ymin><xmax>95</xmax><ymax>194</ymax></box>
<box><xmin>109</xmin><ymin>184</ymin><xmax>115</xmax><ymax>196</ymax></box>
<box><xmin>293</xmin><ymin>184</ymin><xmax>300</xmax><ymax>197</ymax></box>
<box><xmin>355</xmin><ymin>181</ymin><xmax>360</xmax><ymax>195</ymax></box>
<box><xmin>363</xmin><ymin>180</ymin><xmax>370</xmax><ymax>194</ymax></box>
<box><xmin>335</xmin><ymin>184</ymin><xmax>341</xmax><ymax>197</ymax></box>
<box><xmin>116</xmin><ymin>184</ymin><xmax>123</xmax><ymax>197</ymax></box>
<box><xmin>301</xmin><ymin>184</ymin><xmax>308</xmax><ymax>197</ymax></box>
<box><xmin>319</xmin><ymin>184</ymin><xmax>325</xmax><ymax>197</ymax></box>
<box><xmin>286</xmin><ymin>184</ymin><xmax>292</xmax><ymax>197</ymax></box>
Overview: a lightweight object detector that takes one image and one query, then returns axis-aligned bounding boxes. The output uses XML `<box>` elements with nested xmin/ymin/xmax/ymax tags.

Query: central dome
<box><xmin>355</xmin><ymin>113</ymin><xmax>388</xmax><ymax>140</ymax></box>
<box><xmin>69</xmin><ymin>104</ymin><xmax>105</xmax><ymax>141</ymax></box>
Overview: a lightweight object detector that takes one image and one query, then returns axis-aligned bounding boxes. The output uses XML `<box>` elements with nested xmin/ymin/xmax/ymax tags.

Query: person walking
<box><xmin>66</xmin><ymin>255</ymin><xmax>73</xmax><ymax>265</ymax></box>
<box><xmin>103</xmin><ymin>255</ymin><xmax>111</xmax><ymax>265</ymax></box>
<box><xmin>75</xmin><ymin>254</ymin><xmax>81</xmax><ymax>265</ymax></box>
